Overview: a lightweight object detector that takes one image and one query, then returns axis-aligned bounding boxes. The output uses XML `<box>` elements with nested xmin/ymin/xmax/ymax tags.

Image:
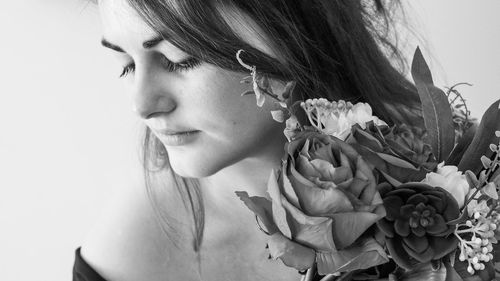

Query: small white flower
<box><xmin>422</xmin><ymin>162</ymin><xmax>471</xmax><ymax>208</ymax></box>
<box><xmin>301</xmin><ymin>100</ymin><xmax>386</xmax><ymax>141</ymax></box>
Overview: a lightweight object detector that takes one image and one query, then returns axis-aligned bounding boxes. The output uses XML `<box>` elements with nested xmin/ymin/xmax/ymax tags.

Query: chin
<box><xmin>168</xmin><ymin>155</ymin><xmax>227</xmax><ymax>179</ymax></box>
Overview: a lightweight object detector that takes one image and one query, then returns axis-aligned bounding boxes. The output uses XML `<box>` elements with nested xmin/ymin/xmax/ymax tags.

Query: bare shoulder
<box><xmin>80</xmin><ymin>182</ymin><xmax>195</xmax><ymax>281</ymax></box>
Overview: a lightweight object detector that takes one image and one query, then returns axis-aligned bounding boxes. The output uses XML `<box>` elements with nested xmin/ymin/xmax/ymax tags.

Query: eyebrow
<box><xmin>100</xmin><ymin>36</ymin><xmax>165</xmax><ymax>52</ymax></box>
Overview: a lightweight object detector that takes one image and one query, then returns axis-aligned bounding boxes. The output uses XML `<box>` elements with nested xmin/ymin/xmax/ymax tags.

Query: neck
<box><xmin>200</xmin><ymin>137</ymin><xmax>285</xmax><ymax>214</ymax></box>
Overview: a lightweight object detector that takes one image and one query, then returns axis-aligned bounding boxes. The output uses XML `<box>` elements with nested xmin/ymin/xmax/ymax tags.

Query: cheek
<box><xmin>186</xmin><ymin>67</ymin><xmax>259</xmax><ymax>129</ymax></box>
<box><xmin>183</xmin><ymin>66</ymin><xmax>285</xmax><ymax>146</ymax></box>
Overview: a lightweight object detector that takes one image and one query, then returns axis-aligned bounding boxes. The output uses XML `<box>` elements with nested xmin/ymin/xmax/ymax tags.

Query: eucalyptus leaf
<box><xmin>447</xmin><ymin>122</ymin><xmax>478</xmax><ymax>166</ymax></box>
<box><xmin>480</xmin><ymin>156</ymin><xmax>492</xmax><ymax>169</ymax></box>
<box><xmin>411</xmin><ymin>47</ymin><xmax>455</xmax><ymax>163</ymax></box>
<box><xmin>465</xmin><ymin>170</ymin><xmax>479</xmax><ymax>189</ymax></box>
<box><xmin>482</xmin><ymin>182</ymin><xmax>498</xmax><ymax>200</ymax></box>
<box><xmin>458</xmin><ymin>99</ymin><xmax>500</xmax><ymax>174</ymax></box>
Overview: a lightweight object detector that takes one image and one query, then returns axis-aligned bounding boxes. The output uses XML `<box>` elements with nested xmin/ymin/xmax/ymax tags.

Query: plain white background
<box><xmin>0</xmin><ymin>1</ymin><xmax>498</xmax><ymax>280</ymax></box>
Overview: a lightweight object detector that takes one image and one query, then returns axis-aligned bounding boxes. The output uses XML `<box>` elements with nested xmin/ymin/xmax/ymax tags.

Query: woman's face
<box><xmin>99</xmin><ymin>0</ymin><xmax>286</xmax><ymax>178</ymax></box>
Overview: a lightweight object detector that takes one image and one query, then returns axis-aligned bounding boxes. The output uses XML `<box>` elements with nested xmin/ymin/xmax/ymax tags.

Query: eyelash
<box><xmin>119</xmin><ymin>56</ymin><xmax>202</xmax><ymax>78</ymax></box>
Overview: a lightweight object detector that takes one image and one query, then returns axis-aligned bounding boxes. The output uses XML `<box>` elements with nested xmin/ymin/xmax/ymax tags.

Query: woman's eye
<box><xmin>118</xmin><ymin>56</ymin><xmax>202</xmax><ymax>79</ymax></box>
<box><xmin>160</xmin><ymin>56</ymin><xmax>202</xmax><ymax>73</ymax></box>
<box><xmin>119</xmin><ymin>63</ymin><xmax>135</xmax><ymax>78</ymax></box>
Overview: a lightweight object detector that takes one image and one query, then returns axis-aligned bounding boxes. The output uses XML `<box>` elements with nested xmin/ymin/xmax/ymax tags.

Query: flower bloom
<box><xmin>237</xmin><ymin>131</ymin><xmax>387</xmax><ymax>274</ymax></box>
<box><xmin>377</xmin><ymin>183</ymin><xmax>460</xmax><ymax>270</ymax></box>
<box><xmin>422</xmin><ymin>162</ymin><xmax>471</xmax><ymax>208</ymax></box>
<box><xmin>300</xmin><ymin>99</ymin><xmax>386</xmax><ymax>141</ymax></box>
<box><xmin>348</xmin><ymin>122</ymin><xmax>438</xmax><ymax>183</ymax></box>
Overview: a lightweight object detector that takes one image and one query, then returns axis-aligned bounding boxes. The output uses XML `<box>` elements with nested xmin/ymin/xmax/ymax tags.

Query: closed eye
<box><xmin>119</xmin><ymin>63</ymin><xmax>135</xmax><ymax>78</ymax></box>
<box><xmin>119</xmin><ymin>56</ymin><xmax>202</xmax><ymax>78</ymax></box>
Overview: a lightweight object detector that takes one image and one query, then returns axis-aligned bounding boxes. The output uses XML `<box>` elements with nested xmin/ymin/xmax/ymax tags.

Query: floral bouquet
<box><xmin>234</xmin><ymin>48</ymin><xmax>500</xmax><ymax>281</ymax></box>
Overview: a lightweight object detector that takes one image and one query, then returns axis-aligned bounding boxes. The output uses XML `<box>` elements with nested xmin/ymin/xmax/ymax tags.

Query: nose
<box><xmin>131</xmin><ymin>64</ymin><xmax>176</xmax><ymax>120</ymax></box>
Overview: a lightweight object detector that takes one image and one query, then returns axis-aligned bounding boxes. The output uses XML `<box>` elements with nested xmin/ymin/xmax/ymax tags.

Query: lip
<box><xmin>155</xmin><ymin>130</ymin><xmax>200</xmax><ymax>146</ymax></box>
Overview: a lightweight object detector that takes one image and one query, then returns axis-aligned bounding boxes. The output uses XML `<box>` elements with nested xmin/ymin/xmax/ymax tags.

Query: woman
<box><xmin>73</xmin><ymin>0</ymin><xmax>422</xmax><ymax>280</ymax></box>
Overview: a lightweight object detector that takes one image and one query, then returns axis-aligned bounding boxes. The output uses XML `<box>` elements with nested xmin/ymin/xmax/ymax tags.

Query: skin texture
<box><xmin>99</xmin><ymin>0</ymin><xmax>287</xmax><ymax>179</ymax></box>
<box><xmin>80</xmin><ymin>0</ymin><xmax>300</xmax><ymax>280</ymax></box>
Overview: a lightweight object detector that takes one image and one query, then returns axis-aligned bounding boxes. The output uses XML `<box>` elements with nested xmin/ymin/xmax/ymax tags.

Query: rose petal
<box><xmin>309</xmin><ymin>159</ymin><xmax>352</xmax><ymax>185</ymax></box>
<box><xmin>309</xmin><ymin>159</ymin><xmax>340</xmax><ymax>182</ymax></box>
<box><xmin>339</xmin><ymin>152</ymin><xmax>353</xmax><ymax>172</ymax></box>
<box><xmin>354</xmin><ymin>156</ymin><xmax>379</xmax><ymax>204</ymax></box>
<box><xmin>235</xmin><ymin>191</ymin><xmax>279</xmax><ymax>234</ymax></box>
<box><xmin>281</xmin><ymin>161</ymin><xmax>301</xmax><ymax>209</ymax></box>
<box><xmin>311</xmin><ymin>143</ymin><xmax>337</xmax><ymax>165</ymax></box>
<box><xmin>268</xmin><ymin>232</ymin><xmax>315</xmax><ymax>271</ymax></box>
<box><xmin>330</xmin><ymin>212</ymin><xmax>383</xmax><ymax>249</ymax></box>
<box><xmin>267</xmin><ymin>170</ymin><xmax>292</xmax><ymax>238</ymax></box>
<box><xmin>296</xmin><ymin>154</ymin><xmax>321</xmax><ymax>179</ymax></box>
<box><xmin>288</xmin><ymin>164</ymin><xmax>353</xmax><ymax>215</ymax></box>
<box><xmin>280</xmin><ymin>198</ymin><xmax>336</xmax><ymax>251</ymax></box>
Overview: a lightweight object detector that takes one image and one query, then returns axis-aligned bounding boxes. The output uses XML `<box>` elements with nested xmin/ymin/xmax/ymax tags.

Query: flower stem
<box><xmin>302</xmin><ymin>263</ymin><xmax>317</xmax><ymax>281</ymax></box>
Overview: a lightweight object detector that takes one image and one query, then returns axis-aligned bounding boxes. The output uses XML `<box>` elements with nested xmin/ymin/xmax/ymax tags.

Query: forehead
<box><xmin>98</xmin><ymin>0</ymin><xmax>278</xmax><ymax>59</ymax></box>
<box><xmin>98</xmin><ymin>0</ymin><xmax>158</xmax><ymax>51</ymax></box>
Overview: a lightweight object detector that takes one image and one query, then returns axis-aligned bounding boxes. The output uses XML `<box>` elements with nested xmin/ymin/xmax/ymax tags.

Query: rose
<box><xmin>422</xmin><ymin>162</ymin><xmax>471</xmax><ymax>208</ymax></box>
<box><xmin>377</xmin><ymin>182</ymin><xmax>460</xmax><ymax>270</ymax></box>
<box><xmin>236</xmin><ymin>131</ymin><xmax>388</xmax><ymax>275</ymax></box>
<box><xmin>348</xmin><ymin>122</ymin><xmax>438</xmax><ymax>184</ymax></box>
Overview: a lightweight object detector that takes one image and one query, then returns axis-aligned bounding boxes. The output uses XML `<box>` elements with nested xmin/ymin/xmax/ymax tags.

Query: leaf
<box><xmin>458</xmin><ymin>99</ymin><xmax>500</xmax><ymax>174</ymax></box>
<box><xmin>240</xmin><ymin>90</ymin><xmax>254</xmax><ymax>96</ymax></box>
<box><xmin>447</xmin><ymin>122</ymin><xmax>478</xmax><ymax>166</ymax></box>
<box><xmin>267</xmin><ymin>170</ymin><xmax>292</xmax><ymax>239</ymax></box>
<box><xmin>329</xmin><ymin>212</ymin><xmax>383</xmax><ymax>249</ymax></box>
<box><xmin>492</xmin><ymin>172</ymin><xmax>500</xmax><ymax>187</ymax></box>
<box><xmin>490</xmin><ymin>144</ymin><xmax>498</xmax><ymax>152</ymax></box>
<box><xmin>481</xmin><ymin>156</ymin><xmax>492</xmax><ymax>169</ymax></box>
<box><xmin>315</xmin><ymin>237</ymin><xmax>388</xmax><ymax>275</ymax></box>
<box><xmin>465</xmin><ymin>170</ymin><xmax>479</xmax><ymax>188</ymax></box>
<box><xmin>376</xmin><ymin>153</ymin><xmax>419</xmax><ymax>170</ymax></box>
<box><xmin>271</xmin><ymin>110</ymin><xmax>285</xmax><ymax>122</ymax></box>
<box><xmin>411</xmin><ymin>47</ymin><xmax>455</xmax><ymax>163</ymax></box>
<box><xmin>444</xmin><ymin>260</ymin><xmax>464</xmax><ymax>281</ymax></box>
<box><xmin>482</xmin><ymin>182</ymin><xmax>498</xmax><ymax>200</ymax></box>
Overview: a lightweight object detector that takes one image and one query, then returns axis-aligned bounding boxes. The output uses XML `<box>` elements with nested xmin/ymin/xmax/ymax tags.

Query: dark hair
<box><xmin>128</xmin><ymin>0</ymin><xmax>423</xmax><ymax>252</ymax></box>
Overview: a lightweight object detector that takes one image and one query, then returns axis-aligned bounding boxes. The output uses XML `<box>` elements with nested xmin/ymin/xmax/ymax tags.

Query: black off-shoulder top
<box><xmin>73</xmin><ymin>247</ymin><xmax>107</xmax><ymax>281</ymax></box>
